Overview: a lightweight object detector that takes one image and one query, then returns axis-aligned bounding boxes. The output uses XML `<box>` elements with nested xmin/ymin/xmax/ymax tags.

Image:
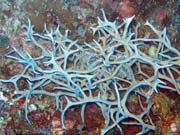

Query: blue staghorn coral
<box><xmin>0</xmin><ymin>9</ymin><xmax>180</xmax><ymax>134</ymax></box>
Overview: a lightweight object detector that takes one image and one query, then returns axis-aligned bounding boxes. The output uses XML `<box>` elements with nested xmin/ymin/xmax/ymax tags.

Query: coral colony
<box><xmin>0</xmin><ymin>9</ymin><xmax>180</xmax><ymax>134</ymax></box>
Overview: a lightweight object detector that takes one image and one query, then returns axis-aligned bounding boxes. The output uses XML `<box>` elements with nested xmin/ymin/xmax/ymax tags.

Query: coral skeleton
<box><xmin>0</xmin><ymin>9</ymin><xmax>180</xmax><ymax>135</ymax></box>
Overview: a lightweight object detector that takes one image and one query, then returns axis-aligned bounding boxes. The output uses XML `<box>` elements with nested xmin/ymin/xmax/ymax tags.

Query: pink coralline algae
<box><xmin>118</xmin><ymin>0</ymin><xmax>137</xmax><ymax>18</ymax></box>
<box><xmin>155</xmin><ymin>8</ymin><xmax>167</xmax><ymax>21</ymax></box>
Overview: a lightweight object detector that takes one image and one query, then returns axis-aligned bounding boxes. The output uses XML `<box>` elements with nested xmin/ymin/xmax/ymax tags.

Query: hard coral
<box><xmin>0</xmin><ymin>9</ymin><xmax>180</xmax><ymax>135</ymax></box>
